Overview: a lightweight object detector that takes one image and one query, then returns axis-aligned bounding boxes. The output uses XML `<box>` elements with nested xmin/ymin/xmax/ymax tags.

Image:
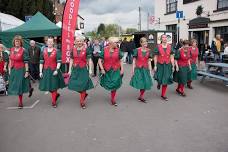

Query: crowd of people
<box><xmin>0</xmin><ymin>33</ymin><xmax>227</xmax><ymax>109</ymax></box>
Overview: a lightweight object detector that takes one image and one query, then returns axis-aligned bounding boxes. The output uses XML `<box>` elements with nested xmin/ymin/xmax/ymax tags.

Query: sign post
<box><xmin>176</xmin><ymin>11</ymin><xmax>184</xmax><ymax>43</ymax></box>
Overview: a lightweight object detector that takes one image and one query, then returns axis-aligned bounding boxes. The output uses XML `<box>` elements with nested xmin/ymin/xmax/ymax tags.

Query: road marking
<box><xmin>7</xmin><ymin>100</ymin><xmax>40</xmax><ymax>110</ymax></box>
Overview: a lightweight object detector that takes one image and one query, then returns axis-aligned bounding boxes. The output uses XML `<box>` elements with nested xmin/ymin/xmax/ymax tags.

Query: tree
<box><xmin>97</xmin><ymin>23</ymin><xmax>105</xmax><ymax>36</ymax></box>
<box><xmin>125</xmin><ymin>28</ymin><xmax>138</xmax><ymax>34</ymax></box>
<box><xmin>1</xmin><ymin>0</ymin><xmax>54</xmax><ymax>22</ymax></box>
<box><xmin>196</xmin><ymin>5</ymin><xmax>203</xmax><ymax>16</ymax></box>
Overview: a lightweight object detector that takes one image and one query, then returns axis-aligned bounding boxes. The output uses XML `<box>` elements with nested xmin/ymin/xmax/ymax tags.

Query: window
<box><xmin>166</xmin><ymin>0</ymin><xmax>177</xmax><ymax>14</ymax></box>
<box><xmin>166</xmin><ymin>24</ymin><xmax>177</xmax><ymax>44</ymax></box>
<box><xmin>214</xmin><ymin>26</ymin><xmax>228</xmax><ymax>42</ymax></box>
<box><xmin>183</xmin><ymin>0</ymin><xmax>199</xmax><ymax>4</ymax></box>
<box><xmin>166</xmin><ymin>24</ymin><xmax>177</xmax><ymax>31</ymax></box>
<box><xmin>217</xmin><ymin>0</ymin><xmax>228</xmax><ymax>10</ymax></box>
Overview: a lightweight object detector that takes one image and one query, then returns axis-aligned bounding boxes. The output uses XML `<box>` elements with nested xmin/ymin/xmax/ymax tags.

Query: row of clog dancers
<box><xmin>7</xmin><ymin>34</ymin><xmax>198</xmax><ymax>109</ymax></box>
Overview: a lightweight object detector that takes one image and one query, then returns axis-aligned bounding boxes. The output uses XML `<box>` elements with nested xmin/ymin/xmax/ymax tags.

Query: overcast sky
<box><xmin>61</xmin><ymin>0</ymin><xmax>154</xmax><ymax>32</ymax></box>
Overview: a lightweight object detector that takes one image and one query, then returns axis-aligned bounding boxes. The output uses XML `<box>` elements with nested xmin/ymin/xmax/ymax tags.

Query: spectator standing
<box><xmin>28</xmin><ymin>40</ymin><xmax>41</xmax><ymax>80</ymax></box>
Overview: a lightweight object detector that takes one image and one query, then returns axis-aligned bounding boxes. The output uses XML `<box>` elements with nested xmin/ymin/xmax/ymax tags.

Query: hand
<box><xmin>101</xmin><ymin>69</ymin><xmax>106</xmax><ymax>75</ymax></box>
<box><xmin>68</xmin><ymin>71</ymin><xmax>72</xmax><ymax>76</ymax></box>
<box><xmin>39</xmin><ymin>72</ymin><xmax>43</xmax><ymax>78</ymax></box>
<box><xmin>53</xmin><ymin>70</ymin><xmax>58</xmax><ymax>76</ymax></box>
<box><xmin>154</xmin><ymin>66</ymin><xmax>157</xmax><ymax>72</ymax></box>
<box><xmin>189</xmin><ymin>66</ymin><xmax>192</xmax><ymax>71</ymax></box>
<box><xmin>176</xmin><ymin>66</ymin><xmax>179</xmax><ymax>72</ymax></box>
<box><xmin>3</xmin><ymin>67</ymin><xmax>7</xmax><ymax>72</ymax></box>
<box><xmin>24</xmin><ymin>71</ymin><xmax>29</xmax><ymax>78</ymax></box>
<box><xmin>120</xmin><ymin>69</ymin><xmax>124</xmax><ymax>75</ymax></box>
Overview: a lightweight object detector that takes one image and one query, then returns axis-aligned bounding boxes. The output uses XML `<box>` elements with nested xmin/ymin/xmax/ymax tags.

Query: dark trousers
<box><xmin>92</xmin><ymin>56</ymin><xmax>99</xmax><ymax>76</ymax></box>
<box><xmin>29</xmin><ymin>63</ymin><xmax>39</xmax><ymax>80</ymax></box>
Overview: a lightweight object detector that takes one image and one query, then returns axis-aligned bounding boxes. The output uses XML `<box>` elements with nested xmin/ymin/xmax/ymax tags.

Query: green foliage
<box><xmin>196</xmin><ymin>5</ymin><xmax>203</xmax><ymax>16</ymax></box>
<box><xmin>126</xmin><ymin>28</ymin><xmax>138</xmax><ymax>34</ymax></box>
<box><xmin>0</xmin><ymin>0</ymin><xmax>54</xmax><ymax>21</ymax></box>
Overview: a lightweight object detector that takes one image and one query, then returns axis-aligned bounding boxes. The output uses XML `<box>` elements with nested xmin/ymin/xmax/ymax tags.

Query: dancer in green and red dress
<box><xmin>130</xmin><ymin>37</ymin><xmax>153</xmax><ymax>103</ymax></box>
<box><xmin>68</xmin><ymin>37</ymin><xmax>94</xmax><ymax>109</ymax></box>
<box><xmin>187</xmin><ymin>39</ymin><xmax>199</xmax><ymax>89</ymax></box>
<box><xmin>39</xmin><ymin>37</ymin><xmax>65</xmax><ymax>108</ymax></box>
<box><xmin>98</xmin><ymin>37</ymin><xmax>124</xmax><ymax>106</ymax></box>
<box><xmin>8</xmin><ymin>35</ymin><xmax>30</xmax><ymax>108</ymax></box>
<box><xmin>154</xmin><ymin>34</ymin><xmax>175</xmax><ymax>101</ymax></box>
<box><xmin>174</xmin><ymin>40</ymin><xmax>191</xmax><ymax>97</ymax></box>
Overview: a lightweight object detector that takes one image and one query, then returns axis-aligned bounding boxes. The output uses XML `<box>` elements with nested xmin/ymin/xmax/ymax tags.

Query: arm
<box><xmin>132</xmin><ymin>58</ymin><xmax>136</xmax><ymax>75</ymax></box>
<box><xmin>120</xmin><ymin>60</ymin><xmax>124</xmax><ymax>75</ymax></box>
<box><xmin>98</xmin><ymin>58</ymin><xmax>105</xmax><ymax>74</ymax></box>
<box><xmin>148</xmin><ymin>58</ymin><xmax>152</xmax><ymax>75</ymax></box>
<box><xmin>88</xmin><ymin>58</ymin><xmax>93</xmax><ymax>75</ymax></box>
<box><xmin>153</xmin><ymin>55</ymin><xmax>158</xmax><ymax>71</ymax></box>
<box><xmin>68</xmin><ymin>58</ymin><xmax>73</xmax><ymax>75</ymax></box>
<box><xmin>188</xmin><ymin>59</ymin><xmax>191</xmax><ymax>70</ymax></box>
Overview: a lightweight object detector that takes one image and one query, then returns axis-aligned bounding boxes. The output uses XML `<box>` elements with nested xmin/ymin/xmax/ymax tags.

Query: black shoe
<box><xmin>180</xmin><ymin>92</ymin><xmax>186</xmax><ymax>97</ymax></box>
<box><xmin>161</xmin><ymin>96</ymin><xmax>168</xmax><ymax>101</ymax></box>
<box><xmin>52</xmin><ymin>103</ymin><xmax>57</xmax><ymax>108</ymax></box>
<box><xmin>81</xmin><ymin>104</ymin><xmax>86</xmax><ymax>109</ymax></box>
<box><xmin>18</xmin><ymin>103</ymin><xmax>23</xmax><ymax>109</ymax></box>
<box><xmin>111</xmin><ymin>101</ymin><xmax>118</xmax><ymax>106</ymax></box>
<box><xmin>28</xmin><ymin>88</ymin><xmax>34</xmax><ymax>98</ymax></box>
<box><xmin>137</xmin><ymin>97</ymin><xmax>147</xmax><ymax>103</ymax></box>
<box><xmin>157</xmin><ymin>84</ymin><xmax>161</xmax><ymax>90</ymax></box>
<box><xmin>176</xmin><ymin>89</ymin><xmax>181</xmax><ymax>95</ymax></box>
<box><xmin>187</xmin><ymin>85</ymin><xmax>193</xmax><ymax>89</ymax></box>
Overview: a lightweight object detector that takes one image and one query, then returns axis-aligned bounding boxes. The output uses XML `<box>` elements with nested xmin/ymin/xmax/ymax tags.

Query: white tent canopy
<box><xmin>56</xmin><ymin>21</ymin><xmax>83</xmax><ymax>37</ymax></box>
<box><xmin>0</xmin><ymin>12</ymin><xmax>25</xmax><ymax>31</ymax></box>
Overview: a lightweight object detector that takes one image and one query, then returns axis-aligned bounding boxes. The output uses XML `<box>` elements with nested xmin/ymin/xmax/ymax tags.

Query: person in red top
<box><xmin>154</xmin><ymin>34</ymin><xmax>175</xmax><ymax>101</ymax></box>
<box><xmin>187</xmin><ymin>39</ymin><xmax>199</xmax><ymax>89</ymax></box>
<box><xmin>130</xmin><ymin>37</ymin><xmax>153</xmax><ymax>102</ymax></box>
<box><xmin>174</xmin><ymin>40</ymin><xmax>191</xmax><ymax>97</ymax></box>
<box><xmin>98</xmin><ymin>37</ymin><xmax>124</xmax><ymax>106</ymax></box>
<box><xmin>39</xmin><ymin>37</ymin><xmax>65</xmax><ymax>108</ymax></box>
<box><xmin>8</xmin><ymin>35</ymin><xmax>30</xmax><ymax>108</ymax></box>
<box><xmin>68</xmin><ymin>36</ymin><xmax>94</xmax><ymax>109</ymax></box>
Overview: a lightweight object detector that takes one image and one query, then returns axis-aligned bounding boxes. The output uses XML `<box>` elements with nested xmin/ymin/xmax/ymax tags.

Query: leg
<box><xmin>138</xmin><ymin>89</ymin><xmax>147</xmax><ymax>103</ymax></box>
<box><xmin>50</xmin><ymin>91</ymin><xmax>57</xmax><ymax>108</ymax></box>
<box><xmin>93</xmin><ymin>57</ymin><xmax>99</xmax><ymax>76</ymax></box>
<box><xmin>18</xmin><ymin>94</ymin><xmax>23</xmax><ymax>109</ymax></box>
<box><xmin>28</xmin><ymin>81</ymin><xmax>34</xmax><ymax>97</ymax></box>
<box><xmin>80</xmin><ymin>91</ymin><xmax>87</xmax><ymax>109</ymax></box>
<box><xmin>187</xmin><ymin>80</ymin><xmax>193</xmax><ymax>89</ymax></box>
<box><xmin>161</xmin><ymin>85</ymin><xmax>168</xmax><ymax>101</ymax></box>
<box><xmin>111</xmin><ymin>90</ymin><xmax>117</xmax><ymax>106</ymax></box>
<box><xmin>180</xmin><ymin>84</ymin><xmax>186</xmax><ymax>97</ymax></box>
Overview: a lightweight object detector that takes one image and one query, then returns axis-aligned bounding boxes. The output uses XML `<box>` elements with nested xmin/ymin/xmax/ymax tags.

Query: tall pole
<box><xmin>138</xmin><ymin>0</ymin><xmax>142</xmax><ymax>31</ymax></box>
<box><xmin>147</xmin><ymin>12</ymin><xmax>149</xmax><ymax>30</ymax></box>
<box><xmin>139</xmin><ymin>7</ymin><xmax>141</xmax><ymax>31</ymax></box>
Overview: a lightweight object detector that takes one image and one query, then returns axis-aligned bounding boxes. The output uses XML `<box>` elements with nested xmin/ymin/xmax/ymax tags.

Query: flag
<box><xmin>61</xmin><ymin>0</ymin><xmax>80</xmax><ymax>63</ymax></box>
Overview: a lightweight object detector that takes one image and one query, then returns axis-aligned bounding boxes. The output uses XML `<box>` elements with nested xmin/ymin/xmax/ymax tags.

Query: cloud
<box><xmin>62</xmin><ymin>0</ymin><xmax>154</xmax><ymax>31</ymax></box>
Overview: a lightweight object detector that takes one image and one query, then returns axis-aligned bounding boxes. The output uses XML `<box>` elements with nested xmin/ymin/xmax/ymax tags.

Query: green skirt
<box><xmin>100</xmin><ymin>69</ymin><xmax>122</xmax><ymax>91</ymax></box>
<box><xmin>173</xmin><ymin>66</ymin><xmax>190</xmax><ymax>84</ymax></box>
<box><xmin>8</xmin><ymin>68</ymin><xmax>30</xmax><ymax>95</ymax></box>
<box><xmin>130</xmin><ymin>67</ymin><xmax>153</xmax><ymax>90</ymax></box>
<box><xmin>154</xmin><ymin>63</ymin><xmax>173</xmax><ymax>85</ymax></box>
<box><xmin>68</xmin><ymin>66</ymin><xmax>94</xmax><ymax>92</ymax></box>
<box><xmin>39</xmin><ymin>68</ymin><xmax>66</xmax><ymax>91</ymax></box>
<box><xmin>188</xmin><ymin>64</ymin><xmax>197</xmax><ymax>81</ymax></box>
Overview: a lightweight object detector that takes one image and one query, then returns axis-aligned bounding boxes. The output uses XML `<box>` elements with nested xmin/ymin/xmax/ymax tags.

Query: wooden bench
<box><xmin>197</xmin><ymin>71</ymin><xmax>228</xmax><ymax>85</ymax></box>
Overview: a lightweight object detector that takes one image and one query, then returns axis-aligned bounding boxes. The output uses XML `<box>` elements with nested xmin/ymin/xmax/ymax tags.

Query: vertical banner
<box><xmin>61</xmin><ymin>0</ymin><xmax>80</xmax><ymax>63</ymax></box>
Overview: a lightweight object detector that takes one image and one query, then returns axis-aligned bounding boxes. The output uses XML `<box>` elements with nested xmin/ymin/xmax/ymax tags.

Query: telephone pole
<box><xmin>138</xmin><ymin>0</ymin><xmax>142</xmax><ymax>31</ymax></box>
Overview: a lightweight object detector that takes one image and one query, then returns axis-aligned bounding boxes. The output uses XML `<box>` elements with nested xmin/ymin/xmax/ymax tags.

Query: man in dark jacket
<box><xmin>127</xmin><ymin>39</ymin><xmax>136</xmax><ymax>64</ymax></box>
<box><xmin>28</xmin><ymin>40</ymin><xmax>41</xmax><ymax>80</ymax></box>
<box><xmin>120</xmin><ymin>38</ymin><xmax>128</xmax><ymax>63</ymax></box>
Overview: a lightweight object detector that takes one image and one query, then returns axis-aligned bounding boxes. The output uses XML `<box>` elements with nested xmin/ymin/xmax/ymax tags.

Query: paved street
<box><xmin>0</xmin><ymin>64</ymin><xmax>228</xmax><ymax>152</ymax></box>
